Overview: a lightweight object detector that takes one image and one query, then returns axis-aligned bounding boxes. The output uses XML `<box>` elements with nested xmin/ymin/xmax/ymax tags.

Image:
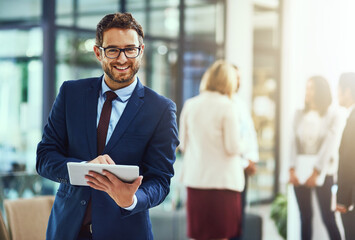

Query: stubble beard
<box><xmin>104</xmin><ymin>60</ymin><xmax>141</xmax><ymax>84</ymax></box>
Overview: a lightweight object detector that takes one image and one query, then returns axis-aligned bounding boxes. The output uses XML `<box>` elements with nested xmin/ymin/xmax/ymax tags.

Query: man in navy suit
<box><xmin>36</xmin><ymin>12</ymin><xmax>179</xmax><ymax>240</ymax></box>
<box><xmin>336</xmin><ymin>72</ymin><xmax>355</xmax><ymax>240</ymax></box>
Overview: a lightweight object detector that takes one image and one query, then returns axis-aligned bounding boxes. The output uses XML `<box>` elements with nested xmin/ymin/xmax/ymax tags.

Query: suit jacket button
<box><xmin>81</xmin><ymin>200</ymin><xmax>87</xmax><ymax>205</ymax></box>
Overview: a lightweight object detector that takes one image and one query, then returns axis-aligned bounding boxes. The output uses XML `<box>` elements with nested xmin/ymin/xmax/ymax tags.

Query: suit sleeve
<box><xmin>122</xmin><ymin>100</ymin><xmax>179</xmax><ymax>216</ymax></box>
<box><xmin>36</xmin><ymin>81</ymin><xmax>82</xmax><ymax>184</ymax></box>
<box><xmin>337</xmin><ymin>117</ymin><xmax>355</xmax><ymax>207</ymax></box>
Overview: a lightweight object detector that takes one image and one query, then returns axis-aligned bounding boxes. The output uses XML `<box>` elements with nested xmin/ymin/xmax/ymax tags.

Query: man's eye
<box><xmin>125</xmin><ymin>48</ymin><xmax>136</xmax><ymax>53</ymax></box>
<box><xmin>107</xmin><ymin>48</ymin><xmax>119</xmax><ymax>53</ymax></box>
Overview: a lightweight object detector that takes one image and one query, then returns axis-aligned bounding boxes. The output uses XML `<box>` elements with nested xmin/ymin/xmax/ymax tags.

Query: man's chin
<box><xmin>113</xmin><ymin>77</ymin><xmax>133</xmax><ymax>84</ymax></box>
<box><xmin>107</xmin><ymin>72</ymin><xmax>133</xmax><ymax>84</ymax></box>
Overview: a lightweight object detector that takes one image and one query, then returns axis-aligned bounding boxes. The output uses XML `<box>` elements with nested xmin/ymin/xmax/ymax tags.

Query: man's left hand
<box><xmin>85</xmin><ymin>171</ymin><xmax>143</xmax><ymax>208</ymax></box>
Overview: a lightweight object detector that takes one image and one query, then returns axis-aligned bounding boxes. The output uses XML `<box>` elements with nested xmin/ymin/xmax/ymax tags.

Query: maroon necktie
<box><xmin>97</xmin><ymin>91</ymin><xmax>118</xmax><ymax>155</ymax></box>
<box><xmin>80</xmin><ymin>91</ymin><xmax>117</xmax><ymax>233</ymax></box>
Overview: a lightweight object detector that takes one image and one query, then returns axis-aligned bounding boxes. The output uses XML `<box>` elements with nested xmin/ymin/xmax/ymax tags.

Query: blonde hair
<box><xmin>199</xmin><ymin>60</ymin><xmax>238</xmax><ymax>98</ymax></box>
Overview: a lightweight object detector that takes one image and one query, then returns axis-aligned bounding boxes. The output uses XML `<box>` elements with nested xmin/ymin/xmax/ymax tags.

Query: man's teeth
<box><xmin>115</xmin><ymin>66</ymin><xmax>129</xmax><ymax>70</ymax></box>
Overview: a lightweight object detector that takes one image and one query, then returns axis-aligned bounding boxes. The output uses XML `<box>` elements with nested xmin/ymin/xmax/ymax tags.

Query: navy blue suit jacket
<box><xmin>36</xmin><ymin>77</ymin><xmax>179</xmax><ymax>240</ymax></box>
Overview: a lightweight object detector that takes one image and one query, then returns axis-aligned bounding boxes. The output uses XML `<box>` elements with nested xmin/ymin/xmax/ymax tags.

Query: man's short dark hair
<box><xmin>339</xmin><ymin>72</ymin><xmax>355</xmax><ymax>98</ymax></box>
<box><xmin>96</xmin><ymin>12</ymin><xmax>144</xmax><ymax>47</ymax></box>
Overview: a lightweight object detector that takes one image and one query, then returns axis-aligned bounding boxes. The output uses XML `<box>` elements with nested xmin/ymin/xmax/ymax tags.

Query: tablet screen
<box><xmin>67</xmin><ymin>162</ymin><xmax>139</xmax><ymax>186</ymax></box>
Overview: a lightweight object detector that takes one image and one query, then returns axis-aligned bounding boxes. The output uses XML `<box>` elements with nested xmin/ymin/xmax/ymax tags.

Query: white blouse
<box><xmin>290</xmin><ymin>106</ymin><xmax>347</xmax><ymax>178</ymax></box>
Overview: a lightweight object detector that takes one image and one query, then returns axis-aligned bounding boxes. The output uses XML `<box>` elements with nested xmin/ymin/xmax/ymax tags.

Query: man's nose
<box><xmin>116</xmin><ymin>50</ymin><xmax>127</xmax><ymax>63</ymax></box>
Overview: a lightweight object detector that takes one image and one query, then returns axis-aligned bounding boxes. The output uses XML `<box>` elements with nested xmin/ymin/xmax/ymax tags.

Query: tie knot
<box><xmin>105</xmin><ymin>91</ymin><xmax>117</xmax><ymax>102</ymax></box>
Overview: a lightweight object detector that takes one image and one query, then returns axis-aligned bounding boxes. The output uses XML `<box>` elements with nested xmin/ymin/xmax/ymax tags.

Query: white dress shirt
<box><xmin>290</xmin><ymin>105</ymin><xmax>347</xmax><ymax>184</ymax></box>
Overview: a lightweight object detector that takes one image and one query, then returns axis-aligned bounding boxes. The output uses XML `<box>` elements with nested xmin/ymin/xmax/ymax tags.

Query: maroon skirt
<box><xmin>186</xmin><ymin>187</ymin><xmax>242</xmax><ymax>240</ymax></box>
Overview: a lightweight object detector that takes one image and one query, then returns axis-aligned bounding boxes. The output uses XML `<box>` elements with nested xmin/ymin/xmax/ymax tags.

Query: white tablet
<box><xmin>67</xmin><ymin>162</ymin><xmax>139</xmax><ymax>186</ymax></box>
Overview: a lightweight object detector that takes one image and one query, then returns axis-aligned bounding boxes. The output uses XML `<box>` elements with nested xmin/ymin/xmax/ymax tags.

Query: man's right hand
<box><xmin>89</xmin><ymin>154</ymin><xmax>115</xmax><ymax>165</ymax></box>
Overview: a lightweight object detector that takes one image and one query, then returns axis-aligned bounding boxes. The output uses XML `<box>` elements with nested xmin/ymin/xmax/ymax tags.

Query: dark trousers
<box><xmin>341</xmin><ymin>208</ymin><xmax>355</xmax><ymax>240</ymax></box>
<box><xmin>294</xmin><ymin>176</ymin><xmax>341</xmax><ymax>240</ymax></box>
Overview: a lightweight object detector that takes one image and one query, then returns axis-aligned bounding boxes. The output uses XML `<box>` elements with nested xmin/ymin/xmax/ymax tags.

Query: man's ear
<box><xmin>140</xmin><ymin>43</ymin><xmax>145</xmax><ymax>57</ymax></box>
<box><xmin>93</xmin><ymin>45</ymin><xmax>102</xmax><ymax>61</ymax></box>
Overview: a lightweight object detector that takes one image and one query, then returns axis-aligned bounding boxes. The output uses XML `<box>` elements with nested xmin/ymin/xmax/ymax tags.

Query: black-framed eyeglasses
<box><xmin>99</xmin><ymin>46</ymin><xmax>141</xmax><ymax>59</ymax></box>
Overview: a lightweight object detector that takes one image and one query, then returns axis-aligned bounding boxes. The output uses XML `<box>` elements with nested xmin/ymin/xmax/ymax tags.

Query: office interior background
<box><xmin>1</xmin><ymin>0</ymin><xmax>355</xmax><ymax>239</ymax></box>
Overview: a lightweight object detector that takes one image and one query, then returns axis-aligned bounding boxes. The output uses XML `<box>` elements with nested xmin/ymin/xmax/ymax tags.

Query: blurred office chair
<box><xmin>4</xmin><ymin>195</ymin><xmax>54</xmax><ymax>240</ymax></box>
<box><xmin>0</xmin><ymin>209</ymin><xmax>10</xmax><ymax>240</ymax></box>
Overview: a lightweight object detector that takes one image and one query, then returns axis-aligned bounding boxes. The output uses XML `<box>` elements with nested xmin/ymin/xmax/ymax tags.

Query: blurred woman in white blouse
<box><xmin>179</xmin><ymin>60</ymin><xmax>244</xmax><ymax>240</ymax></box>
<box><xmin>289</xmin><ymin>76</ymin><xmax>346</xmax><ymax>240</ymax></box>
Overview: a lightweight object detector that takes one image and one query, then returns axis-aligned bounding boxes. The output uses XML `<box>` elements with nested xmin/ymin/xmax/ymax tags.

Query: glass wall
<box><xmin>126</xmin><ymin>0</ymin><xmax>225</xmax><ymax>109</ymax></box>
<box><xmin>0</xmin><ymin>0</ymin><xmax>41</xmax><ymax>23</ymax></box>
<box><xmin>0</xmin><ymin>0</ymin><xmax>45</xmax><ymax>204</ymax></box>
<box><xmin>248</xmin><ymin>1</ymin><xmax>281</xmax><ymax>202</ymax></box>
<box><xmin>55</xmin><ymin>29</ymin><xmax>101</xmax><ymax>91</ymax></box>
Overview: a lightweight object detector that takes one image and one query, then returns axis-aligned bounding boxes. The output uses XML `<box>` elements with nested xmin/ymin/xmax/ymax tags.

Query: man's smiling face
<box><xmin>94</xmin><ymin>28</ymin><xmax>144</xmax><ymax>90</ymax></box>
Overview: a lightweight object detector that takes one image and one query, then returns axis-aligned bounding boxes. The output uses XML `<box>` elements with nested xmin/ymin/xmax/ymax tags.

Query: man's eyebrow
<box><xmin>125</xmin><ymin>44</ymin><xmax>139</xmax><ymax>47</ymax></box>
<box><xmin>103</xmin><ymin>44</ymin><xmax>139</xmax><ymax>48</ymax></box>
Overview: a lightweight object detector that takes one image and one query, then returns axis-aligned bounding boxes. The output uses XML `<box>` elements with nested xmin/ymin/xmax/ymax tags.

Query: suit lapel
<box><xmin>85</xmin><ymin>77</ymin><xmax>101</xmax><ymax>158</ymax></box>
<box><xmin>105</xmin><ymin>80</ymin><xmax>145</xmax><ymax>153</ymax></box>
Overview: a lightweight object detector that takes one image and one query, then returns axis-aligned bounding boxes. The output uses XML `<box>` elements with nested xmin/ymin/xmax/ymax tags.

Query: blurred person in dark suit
<box><xmin>336</xmin><ymin>72</ymin><xmax>355</xmax><ymax>240</ymax></box>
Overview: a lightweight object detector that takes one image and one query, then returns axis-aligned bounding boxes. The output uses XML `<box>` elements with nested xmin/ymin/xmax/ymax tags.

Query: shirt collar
<box><xmin>100</xmin><ymin>76</ymin><xmax>137</xmax><ymax>102</ymax></box>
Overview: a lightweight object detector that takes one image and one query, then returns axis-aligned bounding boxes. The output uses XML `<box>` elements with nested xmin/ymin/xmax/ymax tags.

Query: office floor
<box><xmin>247</xmin><ymin>203</ymin><xmax>283</xmax><ymax>240</ymax></box>
<box><xmin>150</xmin><ymin>202</ymin><xmax>283</xmax><ymax>240</ymax></box>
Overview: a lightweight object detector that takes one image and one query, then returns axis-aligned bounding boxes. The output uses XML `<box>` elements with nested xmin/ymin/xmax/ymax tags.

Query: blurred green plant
<box><xmin>270</xmin><ymin>193</ymin><xmax>287</xmax><ymax>239</ymax></box>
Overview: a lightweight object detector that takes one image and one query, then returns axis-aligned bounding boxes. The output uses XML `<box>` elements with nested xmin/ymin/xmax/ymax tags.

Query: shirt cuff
<box><xmin>123</xmin><ymin>195</ymin><xmax>137</xmax><ymax>211</ymax></box>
